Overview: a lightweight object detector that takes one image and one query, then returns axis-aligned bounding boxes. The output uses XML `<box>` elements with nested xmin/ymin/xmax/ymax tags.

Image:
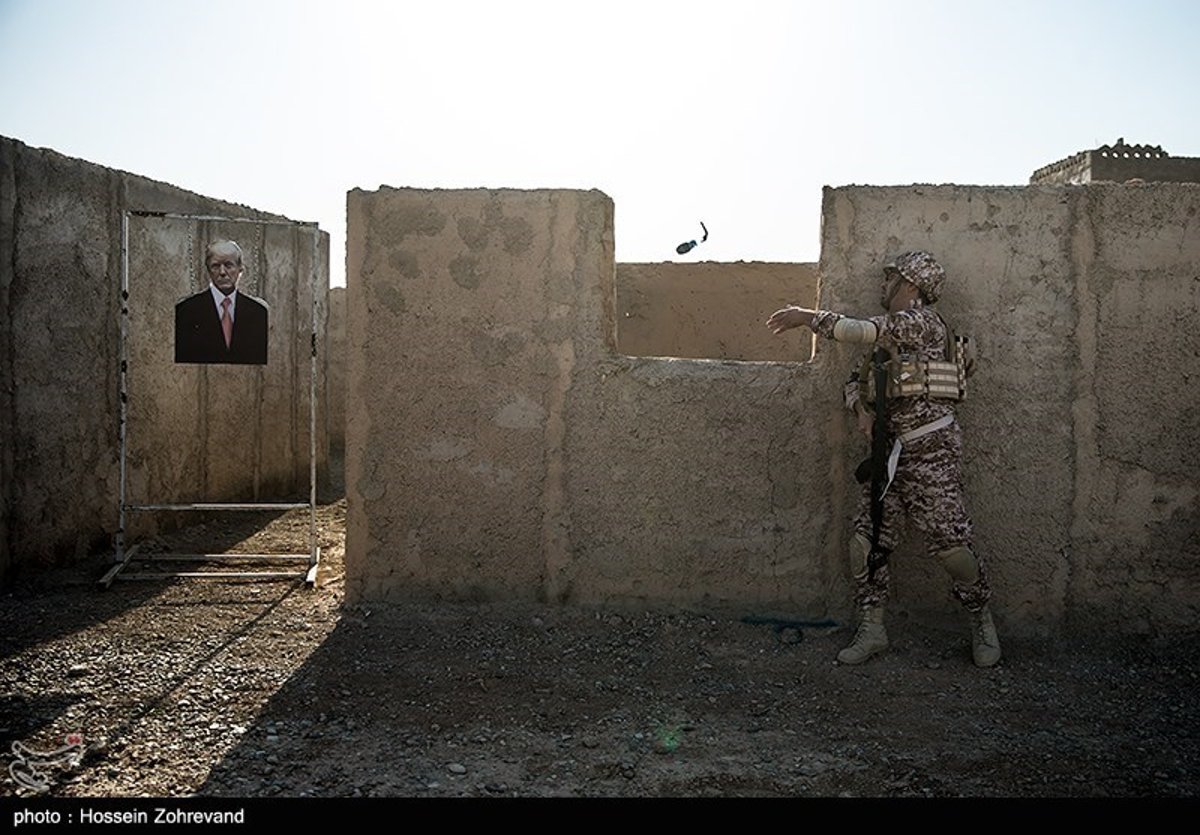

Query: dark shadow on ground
<box><xmin>0</xmin><ymin>692</ymin><xmax>88</xmax><ymax>749</ymax></box>
<box><xmin>198</xmin><ymin>600</ymin><xmax>1200</xmax><ymax>798</ymax></box>
<box><xmin>1</xmin><ymin>567</ymin><xmax>167</xmax><ymax>662</ymax></box>
<box><xmin>0</xmin><ymin>575</ymin><xmax>313</xmax><ymax>795</ymax></box>
<box><xmin>1</xmin><ymin>450</ymin><xmax>342</xmax><ymax>658</ymax></box>
<box><xmin>0</xmin><ymin>507</ymin><xmax>298</xmax><ymax>661</ymax></box>
<box><xmin>1</xmin><ymin>465</ymin><xmax>333</xmax><ymax>657</ymax></box>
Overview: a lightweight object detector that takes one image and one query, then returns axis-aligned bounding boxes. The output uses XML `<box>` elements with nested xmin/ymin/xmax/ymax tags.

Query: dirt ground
<box><xmin>2</xmin><ymin>481</ymin><xmax>1198</xmax><ymax>800</ymax></box>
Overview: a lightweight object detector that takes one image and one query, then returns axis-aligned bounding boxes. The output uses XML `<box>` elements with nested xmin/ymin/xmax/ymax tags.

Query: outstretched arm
<box><xmin>766</xmin><ymin>306</ymin><xmax>879</xmax><ymax>343</ymax></box>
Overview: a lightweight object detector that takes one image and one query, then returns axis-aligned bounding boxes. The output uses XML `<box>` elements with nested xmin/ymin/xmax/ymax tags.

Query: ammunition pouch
<box><xmin>858</xmin><ymin>316</ymin><xmax>974</xmax><ymax>407</ymax></box>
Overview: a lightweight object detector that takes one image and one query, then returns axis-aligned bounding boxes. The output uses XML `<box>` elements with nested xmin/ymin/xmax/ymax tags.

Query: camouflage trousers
<box><xmin>852</xmin><ymin>421</ymin><xmax>992</xmax><ymax>612</ymax></box>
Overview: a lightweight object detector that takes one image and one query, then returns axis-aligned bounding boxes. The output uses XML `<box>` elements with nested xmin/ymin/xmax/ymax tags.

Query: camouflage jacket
<box><xmin>811</xmin><ymin>305</ymin><xmax>955</xmax><ymax>437</ymax></box>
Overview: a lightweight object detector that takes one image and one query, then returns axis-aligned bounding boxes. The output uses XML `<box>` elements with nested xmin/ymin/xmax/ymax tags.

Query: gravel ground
<box><xmin>2</xmin><ymin>493</ymin><xmax>1198</xmax><ymax>799</ymax></box>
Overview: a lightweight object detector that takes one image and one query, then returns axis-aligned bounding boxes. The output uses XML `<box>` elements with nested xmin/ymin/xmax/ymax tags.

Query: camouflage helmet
<box><xmin>883</xmin><ymin>251</ymin><xmax>946</xmax><ymax>303</ymax></box>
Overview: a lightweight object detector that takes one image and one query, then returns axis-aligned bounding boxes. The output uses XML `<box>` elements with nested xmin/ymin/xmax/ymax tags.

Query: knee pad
<box><xmin>937</xmin><ymin>545</ymin><xmax>980</xmax><ymax>584</ymax></box>
<box><xmin>850</xmin><ymin>533</ymin><xmax>872</xmax><ymax>581</ymax></box>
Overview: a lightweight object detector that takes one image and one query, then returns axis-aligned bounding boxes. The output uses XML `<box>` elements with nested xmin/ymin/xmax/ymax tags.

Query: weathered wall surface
<box><xmin>1069</xmin><ymin>185</ymin><xmax>1200</xmax><ymax>630</ymax></box>
<box><xmin>345</xmin><ymin>189</ymin><xmax>609</xmax><ymax>601</ymax></box>
<box><xmin>345</xmin><ymin>188</ymin><xmax>842</xmax><ymax>613</ymax></box>
<box><xmin>560</xmin><ymin>356</ymin><xmax>841</xmax><ymax>611</ymax></box>
<box><xmin>818</xmin><ymin>183</ymin><xmax>1200</xmax><ymax>634</ymax></box>
<box><xmin>327</xmin><ymin>287</ymin><xmax>346</xmax><ymax>451</ymax></box>
<box><xmin>0</xmin><ymin>136</ymin><xmax>330</xmax><ymax>583</ymax></box>
<box><xmin>616</xmin><ymin>262</ymin><xmax>817</xmax><ymax>361</ymax></box>
<box><xmin>346</xmin><ymin>182</ymin><xmax>1198</xmax><ymax>636</ymax></box>
<box><xmin>124</xmin><ymin>216</ymin><xmax>327</xmax><ymax>507</ymax></box>
<box><xmin>327</xmin><ymin>263</ymin><xmax>813</xmax><ymax>457</ymax></box>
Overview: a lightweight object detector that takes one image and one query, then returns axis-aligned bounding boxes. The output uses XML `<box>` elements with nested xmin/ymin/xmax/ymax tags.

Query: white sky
<box><xmin>2</xmin><ymin>0</ymin><xmax>1198</xmax><ymax>285</ymax></box>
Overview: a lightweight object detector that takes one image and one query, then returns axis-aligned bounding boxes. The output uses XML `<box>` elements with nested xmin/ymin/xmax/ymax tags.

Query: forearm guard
<box><xmin>832</xmin><ymin>317</ymin><xmax>879</xmax><ymax>343</ymax></box>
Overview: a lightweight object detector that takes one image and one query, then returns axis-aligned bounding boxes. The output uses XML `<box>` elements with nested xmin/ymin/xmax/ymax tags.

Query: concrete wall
<box><xmin>0</xmin><ymin>136</ymin><xmax>330</xmax><ymax>583</ymax></box>
<box><xmin>325</xmin><ymin>264</ymin><xmax>814</xmax><ymax>458</ymax></box>
<box><xmin>345</xmin><ymin>188</ymin><xmax>842</xmax><ymax>614</ymax></box>
<box><xmin>345</xmin><ymin>182</ymin><xmax>1199</xmax><ymax>636</ymax></box>
<box><xmin>616</xmin><ymin>262</ymin><xmax>817</xmax><ymax>361</ymax></box>
<box><xmin>328</xmin><ymin>286</ymin><xmax>346</xmax><ymax>452</ymax></box>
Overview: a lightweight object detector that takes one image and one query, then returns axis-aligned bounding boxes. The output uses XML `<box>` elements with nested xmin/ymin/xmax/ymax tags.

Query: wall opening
<box><xmin>615</xmin><ymin>261</ymin><xmax>819</xmax><ymax>362</ymax></box>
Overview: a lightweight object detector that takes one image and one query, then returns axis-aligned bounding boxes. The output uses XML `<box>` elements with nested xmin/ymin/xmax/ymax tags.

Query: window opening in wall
<box><xmin>614</xmin><ymin>262</ymin><xmax>820</xmax><ymax>363</ymax></box>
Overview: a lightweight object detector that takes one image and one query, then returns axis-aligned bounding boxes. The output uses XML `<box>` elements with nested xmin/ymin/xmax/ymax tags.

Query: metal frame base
<box><xmin>101</xmin><ymin>547</ymin><xmax>321</xmax><ymax>588</ymax></box>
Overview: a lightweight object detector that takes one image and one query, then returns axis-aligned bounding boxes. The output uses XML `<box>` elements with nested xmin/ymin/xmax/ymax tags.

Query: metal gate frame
<box><xmin>102</xmin><ymin>210</ymin><xmax>322</xmax><ymax>587</ymax></box>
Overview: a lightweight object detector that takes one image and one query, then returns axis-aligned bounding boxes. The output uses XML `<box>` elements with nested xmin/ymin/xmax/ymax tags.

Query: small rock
<box><xmin>777</xmin><ymin>627</ymin><xmax>803</xmax><ymax>645</ymax></box>
<box><xmin>67</xmin><ymin>664</ymin><xmax>89</xmax><ymax>677</ymax></box>
<box><xmin>448</xmin><ymin>763</ymin><xmax>467</xmax><ymax>775</ymax></box>
<box><xmin>653</xmin><ymin>737</ymin><xmax>678</xmax><ymax>755</ymax></box>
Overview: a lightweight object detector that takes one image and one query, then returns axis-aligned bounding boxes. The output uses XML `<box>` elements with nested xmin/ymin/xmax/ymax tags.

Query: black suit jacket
<box><xmin>174</xmin><ymin>289</ymin><xmax>269</xmax><ymax>365</ymax></box>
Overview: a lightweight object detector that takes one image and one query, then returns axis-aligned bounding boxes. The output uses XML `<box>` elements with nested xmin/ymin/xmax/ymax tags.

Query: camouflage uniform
<box><xmin>810</xmin><ymin>265</ymin><xmax>992</xmax><ymax>613</ymax></box>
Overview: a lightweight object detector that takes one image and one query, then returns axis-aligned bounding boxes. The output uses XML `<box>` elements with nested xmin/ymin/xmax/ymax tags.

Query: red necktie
<box><xmin>221</xmin><ymin>298</ymin><xmax>233</xmax><ymax>349</ymax></box>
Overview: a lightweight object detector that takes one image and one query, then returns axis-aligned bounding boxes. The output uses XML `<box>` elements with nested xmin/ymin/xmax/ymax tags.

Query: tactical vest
<box><xmin>858</xmin><ymin>314</ymin><xmax>974</xmax><ymax>406</ymax></box>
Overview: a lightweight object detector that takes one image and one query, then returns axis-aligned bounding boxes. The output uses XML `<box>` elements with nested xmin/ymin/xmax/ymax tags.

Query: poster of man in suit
<box><xmin>174</xmin><ymin>240</ymin><xmax>269</xmax><ymax>365</ymax></box>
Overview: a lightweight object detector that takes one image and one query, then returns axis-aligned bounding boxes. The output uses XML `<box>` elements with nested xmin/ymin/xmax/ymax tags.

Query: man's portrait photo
<box><xmin>174</xmin><ymin>240</ymin><xmax>269</xmax><ymax>365</ymax></box>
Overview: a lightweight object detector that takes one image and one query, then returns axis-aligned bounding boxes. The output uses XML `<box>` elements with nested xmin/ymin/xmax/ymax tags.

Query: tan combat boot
<box><xmin>970</xmin><ymin>605</ymin><xmax>1001</xmax><ymax>668</ymax></box>
<box><xmin>837</xmin><ymin>606</ymin><xmax>888</xmax><ymax>665</ymax></box>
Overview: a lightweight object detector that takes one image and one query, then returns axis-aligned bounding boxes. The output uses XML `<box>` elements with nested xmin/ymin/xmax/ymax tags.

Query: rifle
<box><xmin>866</xmin><ymin>347</ymin><xmax>892</xmax><ymax>581</ymax></box>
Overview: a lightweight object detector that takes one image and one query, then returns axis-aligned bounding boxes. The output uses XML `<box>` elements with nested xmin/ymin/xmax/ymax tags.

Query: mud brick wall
<box><xmin>0</xmin><ymin>136</ymin><xmax>330</xmax><ymax>583</ymax></box>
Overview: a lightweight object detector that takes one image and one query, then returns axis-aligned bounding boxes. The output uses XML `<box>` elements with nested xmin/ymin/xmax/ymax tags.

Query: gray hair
<box><xmin>205</xmin><ymin>240</ymin><xmax>244</xmax><ymax>267</ymax></box>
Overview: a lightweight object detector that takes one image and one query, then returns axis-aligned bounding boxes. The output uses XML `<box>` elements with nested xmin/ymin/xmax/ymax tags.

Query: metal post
<box><xmin>309</xmin><ymin>228</ymin><xmax>319</xmax><ymax>574</ymax></box>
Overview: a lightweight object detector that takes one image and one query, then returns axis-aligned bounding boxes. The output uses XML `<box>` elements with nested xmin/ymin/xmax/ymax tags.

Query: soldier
<box><xmin>766</xmin><ymin>251</ymin><xmax>1000</xmax><ymax>668</ymax></box>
